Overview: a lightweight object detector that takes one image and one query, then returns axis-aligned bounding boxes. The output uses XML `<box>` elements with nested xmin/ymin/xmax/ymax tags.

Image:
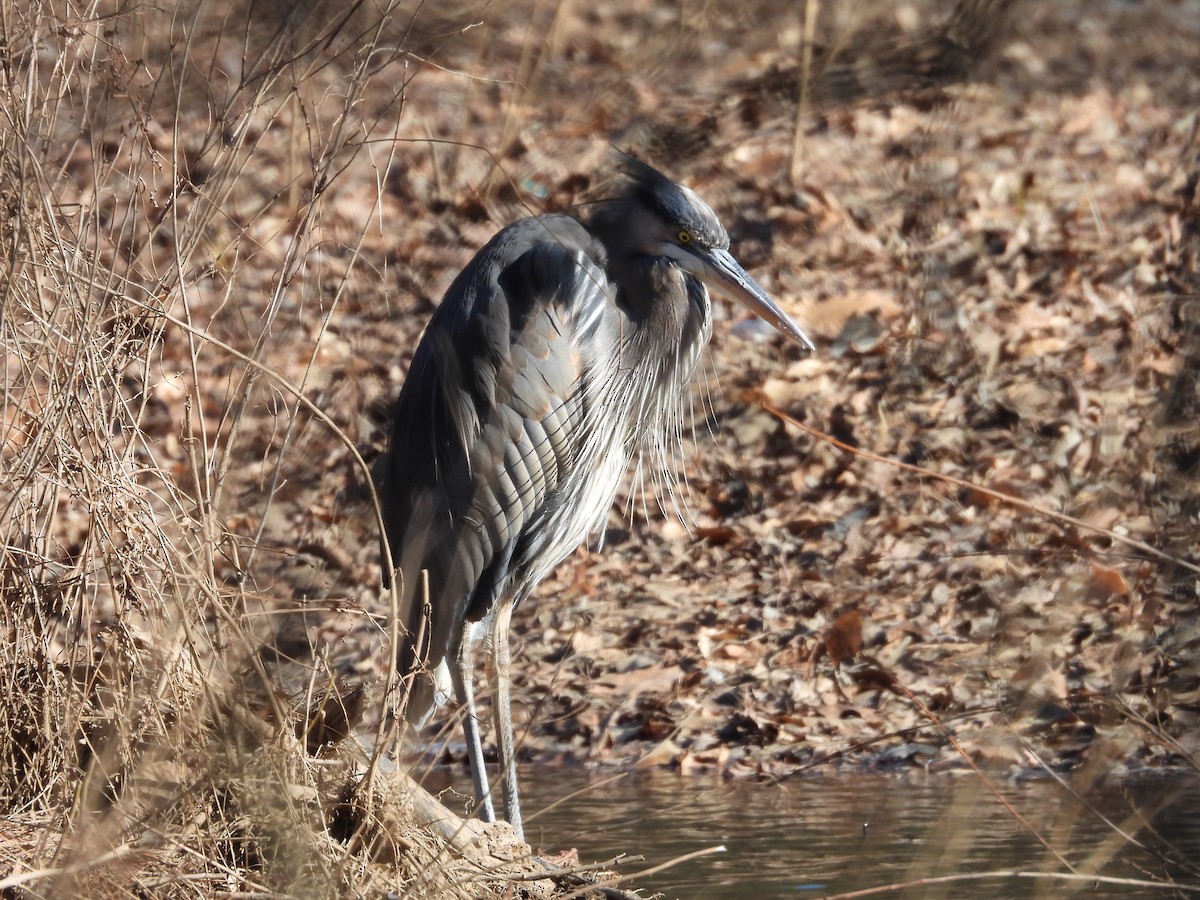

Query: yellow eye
<box><xmin>678</xmin><ymin>230</ymin><xmax>692</xmax><ymax>244</ymax></box>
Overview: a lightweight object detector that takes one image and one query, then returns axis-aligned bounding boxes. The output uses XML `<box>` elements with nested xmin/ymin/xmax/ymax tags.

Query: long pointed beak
<box><xmin>698</xmin><ymin>248</ymin><xmax>815</xmax><ymax>351</ymax></box>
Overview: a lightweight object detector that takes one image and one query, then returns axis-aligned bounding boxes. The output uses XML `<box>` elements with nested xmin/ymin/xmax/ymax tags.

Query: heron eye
<box><xmin>678</xmin><ymin>230</ymin><xmax>693</xmax><ymax>244</ymax></box>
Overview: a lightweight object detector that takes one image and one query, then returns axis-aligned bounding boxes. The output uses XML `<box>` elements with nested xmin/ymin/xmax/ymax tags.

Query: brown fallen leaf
<box><xmin>635</xmin><ymin>738</ymin><xmax>683</xmax><ymax>769</ymax></box>
<box><xmin>1088</xmin><ymin>563</ymin><xmax>1130</xmax><ymax>601</ymax></box>
<box><xmin>824</xmin><ymin>608</ymin><xmax>863</xmax><ymax>665</ymax></box>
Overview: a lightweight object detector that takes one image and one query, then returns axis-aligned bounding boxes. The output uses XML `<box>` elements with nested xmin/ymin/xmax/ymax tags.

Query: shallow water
<box><xmin>428</xmin><ymin>767</ymin><xmax>1200</xmax><ymax>898</ymax></box>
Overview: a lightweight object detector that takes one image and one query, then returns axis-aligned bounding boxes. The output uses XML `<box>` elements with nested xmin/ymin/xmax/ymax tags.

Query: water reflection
<box><xmin>435</xmin><ymin>768</ymin><xmax>1200</xmax><ymax>898</ymax></box>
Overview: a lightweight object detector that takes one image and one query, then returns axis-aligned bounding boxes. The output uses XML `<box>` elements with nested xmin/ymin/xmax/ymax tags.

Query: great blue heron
<box><xmin>378</xmin><ymin>154</ymin><xmax>813</xmax><ymax>839</ymax></box>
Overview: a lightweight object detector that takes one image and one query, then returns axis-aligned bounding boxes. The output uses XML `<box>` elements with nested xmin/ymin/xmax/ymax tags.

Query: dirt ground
<box><xmin>229</xmin><ymin>0</ymin><xmax>1200</xmax><ymax>781</ymax></box>
<box><xmin>5</xmin><ymin>0</ymin><xmax>1200</xmax><ymax>894</ymax></box>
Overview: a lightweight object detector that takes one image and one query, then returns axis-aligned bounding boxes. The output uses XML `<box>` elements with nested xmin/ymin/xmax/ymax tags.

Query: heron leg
<box><xmin>491</xmin><ymin>596</ymin><xmax>523</xmax><ymax>839</ymax></box>
<box><xmin>451</xmin><ymin>626</ymin><xmax>496</xmax><ymax>823</ymax></box>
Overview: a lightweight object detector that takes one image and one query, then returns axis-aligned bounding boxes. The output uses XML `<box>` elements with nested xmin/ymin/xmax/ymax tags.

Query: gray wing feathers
<box><xmin>382</xmin><ymin>214</ymin><xmax>610</xmax><ymax>724</ymax></box>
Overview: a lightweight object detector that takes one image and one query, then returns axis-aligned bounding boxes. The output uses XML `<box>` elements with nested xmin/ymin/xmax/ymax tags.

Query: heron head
<box><xmin>612</xmin><ymin>153</ymin><xmax>815</xmax><ymax>351</ymax></box>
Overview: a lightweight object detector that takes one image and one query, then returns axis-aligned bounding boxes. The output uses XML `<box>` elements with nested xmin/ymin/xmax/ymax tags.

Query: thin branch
<box><xmin>761</xmin><ymin>402</ymin><xmax>1200</xmax><ymax>576</ymax></box>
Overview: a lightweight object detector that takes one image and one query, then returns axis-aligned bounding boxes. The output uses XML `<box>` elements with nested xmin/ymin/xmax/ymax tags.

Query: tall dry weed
<box><xmin>0</xmin><ymin>2</ymin><xmax>464</xmax><ymax>896</ymax></box>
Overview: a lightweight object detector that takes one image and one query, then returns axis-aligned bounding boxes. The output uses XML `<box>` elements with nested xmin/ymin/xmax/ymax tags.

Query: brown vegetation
<box><xmin>2</xmin><ymin>0</ymin><xmax>1199</xmax><ymax>896</ymax></box>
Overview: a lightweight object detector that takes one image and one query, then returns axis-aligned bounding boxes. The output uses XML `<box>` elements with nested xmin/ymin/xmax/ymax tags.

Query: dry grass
<box><xmin>0</xmin><ymin>2</ymin><xmax>554</xmax><ymax>896</ymax></box>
